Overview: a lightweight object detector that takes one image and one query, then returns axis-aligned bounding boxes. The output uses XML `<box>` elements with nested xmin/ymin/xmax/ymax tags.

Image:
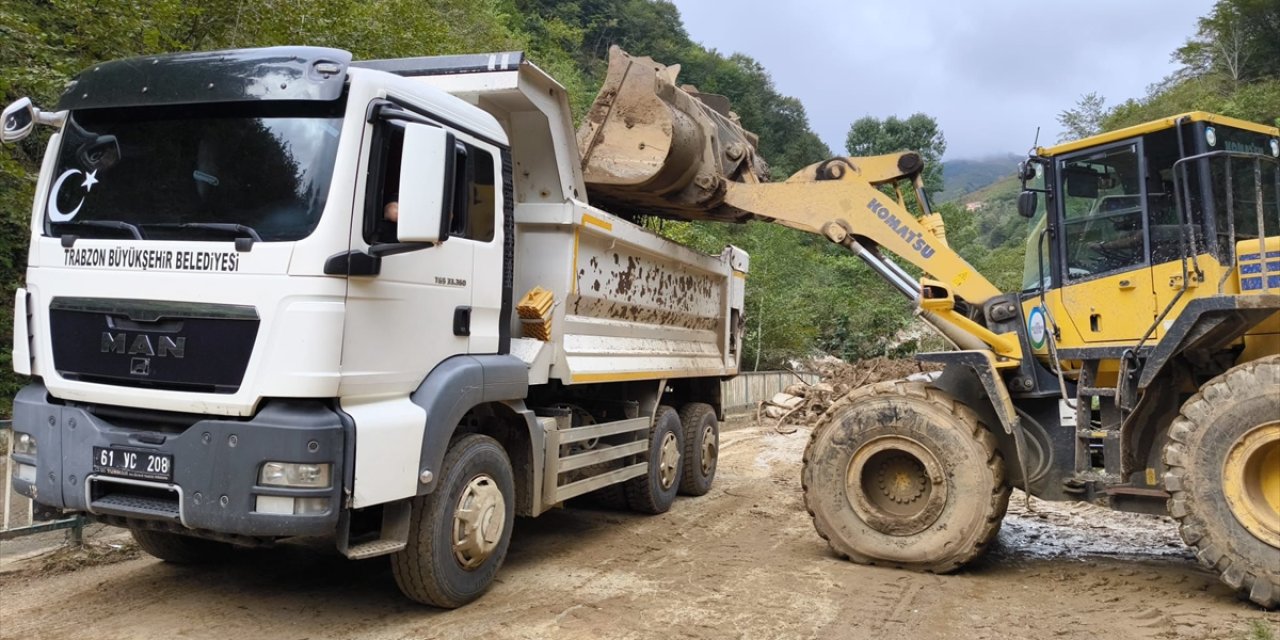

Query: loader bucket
<box><xmin>577</xmin><ymin>46</ymin><xmax>768</xmax><ymax>220</ymax></box>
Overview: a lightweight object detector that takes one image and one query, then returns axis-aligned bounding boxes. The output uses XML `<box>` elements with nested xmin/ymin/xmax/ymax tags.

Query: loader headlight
<box><xmin>13</xmin><ymin>433</ymin><xmax>36</xmax><ymax>456</ymax></box>
<box><xmin>1205</xmin><ymin>127</ymin><xmax>1217</xmax><ymax>147</ymax></box>
<box><xmin>259</xmin><ymin>462</ymin><xmax>331</xmax><ymax>488</ymax></box>
<box><xmin>1270</xmin><ymin>138</ymin><xmax>1278</xmax><ymax>157</ymax></box>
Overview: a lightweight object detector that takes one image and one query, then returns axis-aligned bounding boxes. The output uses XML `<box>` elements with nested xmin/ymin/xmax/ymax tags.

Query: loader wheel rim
<box><xmin>1223</xmin><ymin>421</ymin><xmax>1280</xmax><ymax>548</ymax></box>
<box><xmin>659</xmin><ymin>431</ymin><xmax>681</xmax><ymax>490</ymax></box>
<box><xmin>700</xmin><ymin>425</ymin><xmax>717</xmax><ymax>475</ymax></box>
<box><xmin>846</xmin><ymin>436</ymin><xmax>947</xmax><ymax>536</ymax></box>
<box><xmin>452</xmin><ymin>474</ymin><xmax>506</xmax><ymax>569</ymax></box>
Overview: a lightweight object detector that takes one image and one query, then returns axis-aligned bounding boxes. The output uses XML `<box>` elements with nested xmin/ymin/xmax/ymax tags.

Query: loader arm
<box><xmin>721</xmin><ymin>154</ymin><xmax>1022</xmax><ymax>362</ymax></box>
<box><xmin>577</xmin><ymin>46</ymin><xmax>1022</xmax><ymax>363</ymax></box>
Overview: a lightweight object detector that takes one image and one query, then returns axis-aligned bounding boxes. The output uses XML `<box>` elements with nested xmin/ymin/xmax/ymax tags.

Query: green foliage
<box><xmin>845</xmin><ymin>113</ymin><xmax>947</xmax><ymax>195</ymax></box>
<box><xmin>1102</xmin><ymin>0</ymin><xmax>1280</xmax><ymax>131</ymax></box>
<box><xmin>1175</xmin><ymin>0</ymin><xmax>1280</xmax><ymax>84</ymax></box>
<box><xmin>1057</xmin><ymin>92</ymin><xmax>1108</xmax><ymax>142</ymax></box>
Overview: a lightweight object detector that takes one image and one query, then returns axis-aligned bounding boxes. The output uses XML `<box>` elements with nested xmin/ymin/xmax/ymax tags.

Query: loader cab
<box><xmin>1019</xmin><ymin>113</ymin><xmax>1280</xmax><ymax>346</ymax></box>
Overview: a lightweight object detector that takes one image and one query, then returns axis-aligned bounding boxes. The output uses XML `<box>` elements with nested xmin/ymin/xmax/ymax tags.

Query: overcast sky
<box><xmin>669</xmin><ymin>0</ymin><xmax>1214</xmax><ymax>160</ymax></box>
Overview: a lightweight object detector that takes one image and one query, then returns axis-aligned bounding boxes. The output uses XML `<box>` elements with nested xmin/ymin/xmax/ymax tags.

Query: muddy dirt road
<box><xmin>1</xmin><ymin>418</ymin><xmax>1275</xmax><ymax>639</ymax></box>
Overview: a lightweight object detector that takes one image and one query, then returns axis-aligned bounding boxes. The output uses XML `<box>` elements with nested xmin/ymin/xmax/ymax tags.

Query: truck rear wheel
<box><xmin>392</xmin><ymin>434</ymin><xmax>515</xmax><ymax>608</ymax></box>
<box><xmin>1164</xmin><ymin>355</ymin><xmax>1280</xmax><ymax>608</ymax></box>
<box><xmin>802</xmin><ymin>381</ymin><xmax>1009</xmax><ymax>573</ymax></box>
<box><xmin>678</xmin><ymin>403</ymin><xmax>718</xmax><ymax>496</ymax></box>
<box><xmin>130</xmin><ymin>528</ymin><xmax>231</xmax><ymax>564</ymax></box>
<box><xmin>625</xmin><ymin>405</ymin><xmax>683</xmax><ymax>514</ymax></box>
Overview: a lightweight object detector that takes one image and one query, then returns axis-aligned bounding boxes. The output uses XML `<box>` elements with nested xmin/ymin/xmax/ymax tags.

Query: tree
<box><xmin>1175</xmin><ymin>0</ymin><xmax>1280</xmax><ymax>85</ymax></box>
<box><xmin>1102</xmin><ymin>0</ymin><xmax>1279</xmax><ymax>131</ymax></box>
<box><xmin>1056</xmin><ymin>92</ymin><xmax>1107</xmax><ymax>142</ymax></box>
<box><xmin>844</xmin><ymin>113</ymin><xmax>947</xmax><ymax>195</ymax></box>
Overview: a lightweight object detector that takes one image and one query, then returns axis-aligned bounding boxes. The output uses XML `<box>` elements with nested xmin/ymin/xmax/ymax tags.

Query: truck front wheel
<box><xmin>392</xmin><ymin>434</ymin><xmax>515</xmax><ymax>608</ymax></box>
<box><xmin>802</xmin><ymin>381</ymin><xmax>1009</xmax><ymax>573</ymax></box>
<box><xmin>130</xmin><ymin>528</ymin><xmax>231</xmax><ymax>564</ymax></box>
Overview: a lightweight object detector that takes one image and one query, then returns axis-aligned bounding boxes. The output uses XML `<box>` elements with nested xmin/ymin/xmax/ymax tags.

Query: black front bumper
<box><xmin>9</xmin><ymin>382</ymin><xmax>345</xmax><ymax>538</ymax></box>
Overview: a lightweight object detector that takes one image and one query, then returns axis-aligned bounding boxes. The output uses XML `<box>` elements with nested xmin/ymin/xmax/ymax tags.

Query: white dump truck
<box><xmin>3</xmin><ymin>47</ymin><xmax>748</xmax><ymax>607</ymax></box>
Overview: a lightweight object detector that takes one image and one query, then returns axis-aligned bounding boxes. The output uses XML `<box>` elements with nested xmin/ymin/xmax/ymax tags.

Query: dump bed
<box><xmin>358</xmin><ymin>51</ymin><xmax>747</xmax><ymax>385</ymax></box>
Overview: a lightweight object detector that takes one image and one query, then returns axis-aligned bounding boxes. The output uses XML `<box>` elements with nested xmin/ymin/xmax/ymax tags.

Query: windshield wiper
<box><xmin>55</xmin><ymin>220</ymin><xmax>145</xmax><ymax>244</ymax></box>
<box><xmin>144</xmin><ymin>223</ymin><xmax>263</xmax><ymax>243</ymax></box>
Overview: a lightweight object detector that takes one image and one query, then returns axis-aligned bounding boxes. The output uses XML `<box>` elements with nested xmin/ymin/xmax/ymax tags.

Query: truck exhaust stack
<box><xmin>577</xmin><ymin>46</ymin><xmax>768</xmax><ymax>221</ymax></box>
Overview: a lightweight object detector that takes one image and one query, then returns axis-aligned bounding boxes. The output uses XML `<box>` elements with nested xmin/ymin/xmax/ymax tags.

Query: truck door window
<box><xmin>450</xmin><ymin>142</ymin><xmax>495</xmax><ymax>242</ymax></box>
<box><xmin>363</xmin><ymin>121</ymin><xmax>405</xmax><ymax>245</ymax></box>
<box><xmin>1060</xmin><ymin>143</ymin><xmax>1146</xmax><ymax>280</ymax></box>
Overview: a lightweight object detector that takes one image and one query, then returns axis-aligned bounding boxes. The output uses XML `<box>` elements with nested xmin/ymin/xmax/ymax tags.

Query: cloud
<box><xmin>670</xmin><ymin>0</ymin><xmax>1213</xmax><ymax>158</ymax></box>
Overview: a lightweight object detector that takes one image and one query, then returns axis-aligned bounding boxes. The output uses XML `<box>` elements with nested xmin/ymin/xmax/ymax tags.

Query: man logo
<box><xmin>101</xmin><ymin>332</ymin><xmax>186</xmax><ymax>359</ymax></box>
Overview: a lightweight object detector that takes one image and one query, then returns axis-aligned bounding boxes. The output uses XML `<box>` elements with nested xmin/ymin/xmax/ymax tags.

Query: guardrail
<box><xmin>0</xmin><ymin>419</ymin><xmax>84</xmax><ymax>544</ymax></box>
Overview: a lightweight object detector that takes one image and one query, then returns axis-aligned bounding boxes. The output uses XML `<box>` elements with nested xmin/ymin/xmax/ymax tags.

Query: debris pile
<box><xmin>760</xmin><ymin>358</ymin><xmax>935</xmax><ymax>433</ymax></box>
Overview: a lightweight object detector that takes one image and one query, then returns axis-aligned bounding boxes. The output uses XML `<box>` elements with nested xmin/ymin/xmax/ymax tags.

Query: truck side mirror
<box><xmin>1017</xmin><ymin>190</ymin><xmax>1038</xmax><ymax>218</ymax></box>
<box><xmin>395</xmin><ymin>124</ymin><xmax>456</xmax><ymax>243</ymax></box>
<box><xmin>2</xmin><ymin>98</ymin><xmax>36</xmax><ymax>143</ymax></box>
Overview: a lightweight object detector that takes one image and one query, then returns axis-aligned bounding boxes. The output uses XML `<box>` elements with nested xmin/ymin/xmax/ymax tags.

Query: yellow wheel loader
<box><xmin>579</xmin><ymin>47</ymin><xmax>1280</xmax><ymax>607</ymax></box>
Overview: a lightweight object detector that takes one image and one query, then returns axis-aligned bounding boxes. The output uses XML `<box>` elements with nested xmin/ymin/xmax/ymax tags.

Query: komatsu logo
<box><xmin>867</xmin><ymin>198</ymin><xmax>937</xmax><ymax>259</ymax></box>
<box><xmin>101</xmin><ymin>333</ymin><xmax>186</xmax><ymax>359</ymax></box>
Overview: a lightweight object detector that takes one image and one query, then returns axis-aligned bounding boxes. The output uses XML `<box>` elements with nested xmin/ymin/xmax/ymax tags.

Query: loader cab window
<box><xmin>1020</xmin><ymin>160</ymin><xmax>1051</xmax><ymax>291</ymax></box>
<box><xmin>1142</xmin><ymin>128</ymin><xmax>1198</xmax><ymax>266</ymax></box>
<box><xmin>1059</xmin><ymin>142</ymin><xmax>1147</xmax><ymax>280</ymax></box>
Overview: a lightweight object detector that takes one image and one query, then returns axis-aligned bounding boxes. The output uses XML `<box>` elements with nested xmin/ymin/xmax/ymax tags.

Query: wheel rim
<box><xmin>452</xmin><ymin>474</ymin><xmax>506</xmax><ymax>570</ymax></box>
<box><xmin>658</xmin><ymin>431</ymin><xmax>681</xmax><ymax>490</ymax></box>
<box><xmin>845</xmin><ymin>436</ymin><xmax>947</xmax><ymax>536</ymax></box>
<box><xmin>700</xmin><ymin>424</ymin><xmax>717</xmax><ymax>476</ymax></box>
<box><xmin>1223</xmin><ymin>421</ymin><xmax>1280</xmax><ymax>547</ymax></box>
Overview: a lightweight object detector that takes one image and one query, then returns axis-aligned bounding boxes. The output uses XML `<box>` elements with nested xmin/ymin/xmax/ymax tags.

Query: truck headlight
<box><xmin>13</xmin><ymin>433</ymin><xmax>36</xmax><ymax>456</ymax></box>
<box><xmin>259</xmin><ymin>462</ymin><xmax>331</xmax><ymax>488</ymax></box>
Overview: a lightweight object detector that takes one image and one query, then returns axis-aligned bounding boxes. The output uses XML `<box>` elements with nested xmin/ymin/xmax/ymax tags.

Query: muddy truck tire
<box><xmin>678</xmin><ymin>402</ymin><xmax>719</xmax><ymax>496</ymax></box>
<box><xmin>131</xmin><ymin>528</ymin><xmax>231</xmax><ymax>564</ymax></box>
<box><xmin>625</xmin><ymin>405</ymin><xmax>684</xmax><ymax>514</ymax></box>
<box><xmin>802</xmin><ymin>381</ymin><xmax>1009</xmax><ymax>573</ymax></box>
<box><xmin>1164</xmin><ymin>355</ymin><xmax>1280</xmax><ymax>609</ymax></box>
<box><xmin>392</xmin><ymin>434</ymin><xmax>515</xmax><ymax>608</ymax></box>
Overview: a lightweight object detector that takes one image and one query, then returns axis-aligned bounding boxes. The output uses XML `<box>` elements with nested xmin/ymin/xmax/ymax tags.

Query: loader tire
<box><xmin>678</xmin><ymin>403</ymin><xmax>718</xmax><ymax>496</ymax></box>
<box><xmin>392</xmin><ymin>434</ymin><xmax>515</xmax><ymax>608</ymax></box>
<box><xmin>1164</xmin><ymin>355</ymin><xmax>1280</xmax><ymax>609</ymax></box>
<box><xmin>802</xmin><ymin>381</ymin><xmax>1009</xmax><ymax>573</ymax></box>
<box><xmin>625</xmin><ymin>405</ymin><xmax>683</xmax><ymax>514</ymax></box>
<box><xmin>130</xmin><ymin>528</ymin><xmax>231</xmax><ymax>564</ymax></box>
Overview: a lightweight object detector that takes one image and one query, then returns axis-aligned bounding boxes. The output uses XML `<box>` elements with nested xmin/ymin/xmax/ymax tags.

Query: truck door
<box><xmin>1054</xmin><ymin>139</ymin><xmax>1158</xmax><ymax>343</ymax></box>
<box><xmin>452</xmin><ymin>139</ymin><xmax>506</xmax><ymax>354</ymax></box>
<box><xmin>337</xmin><ymin>115</ymin><xmax>476</xmax><ymax>396</ymax></box>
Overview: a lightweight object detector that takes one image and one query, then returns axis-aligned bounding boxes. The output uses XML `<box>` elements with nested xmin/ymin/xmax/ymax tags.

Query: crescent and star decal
<box><xmin>47</xmin><ymin>168</ymin><xmax>99</xmax><ymax>222</ymax></box>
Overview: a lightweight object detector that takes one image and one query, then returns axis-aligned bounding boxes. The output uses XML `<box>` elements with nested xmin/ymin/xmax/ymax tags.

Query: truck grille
<box><xmin>49</xmin><ymin>297</ymin><xmax>259</xmax><ymax>394</ymax></box>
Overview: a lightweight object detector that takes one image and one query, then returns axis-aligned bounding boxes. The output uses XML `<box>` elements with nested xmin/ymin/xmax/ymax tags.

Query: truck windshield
<box><xmin>44</xmin><ymin>100</ymin><xmax>344</xmax><ymax>242</ymax></box>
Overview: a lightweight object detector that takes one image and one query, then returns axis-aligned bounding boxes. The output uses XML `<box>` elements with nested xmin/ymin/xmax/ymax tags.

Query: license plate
<box><xmin>92</xmin><ymin>446</ymin><xmax>173</xmax><ymax>482</ymax></box>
